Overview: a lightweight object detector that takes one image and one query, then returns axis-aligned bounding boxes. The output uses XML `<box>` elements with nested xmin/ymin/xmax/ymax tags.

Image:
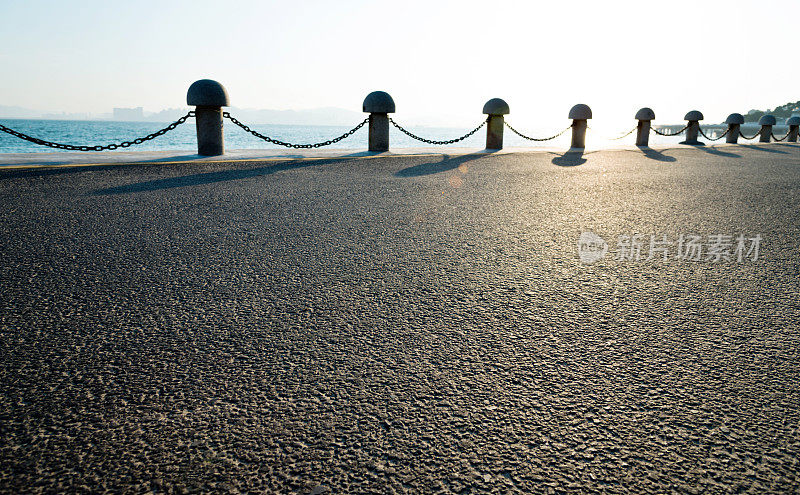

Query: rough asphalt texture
<box><xmin>1</xmin><ymin>144</ymin><xmax>799</xmax><ymax>494</ymax></box>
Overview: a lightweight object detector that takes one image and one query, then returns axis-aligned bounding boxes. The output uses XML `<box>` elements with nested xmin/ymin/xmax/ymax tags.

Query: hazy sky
<box><xmin>1</xmin><ymin>0</ymin><xmax>797</xmax><ymax>128</ymax></box>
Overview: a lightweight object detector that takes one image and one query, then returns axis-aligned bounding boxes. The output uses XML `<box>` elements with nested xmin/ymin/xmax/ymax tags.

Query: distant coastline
<box><xmin>0</xmin><ymin>105</ymin><xmax>364</xmax><ymax>126</ymax></box>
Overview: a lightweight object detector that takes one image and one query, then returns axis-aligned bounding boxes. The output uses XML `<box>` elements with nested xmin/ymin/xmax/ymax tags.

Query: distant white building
<box><xmin>113</xmin><ymin>107</ymin><xmax>144</xmax><ymax>121</ymax></box>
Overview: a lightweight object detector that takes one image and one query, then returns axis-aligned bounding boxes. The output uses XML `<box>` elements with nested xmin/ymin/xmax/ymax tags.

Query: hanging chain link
<box><xmin>223</xmin><ymin>113</ymin><xmax>367</xmax><ymax>148</ymax></box>
<box><xmin>651</xmin><ymin>125</ymin><xmax>689</xmax><ymax>137</ymax></box>
<box><xmin>504</xmin><ymin>122</ymin><xmax>572</xmax><ymax>142</ymax></box>
<box><xmin>698</xmin><ymin>127</ymin><xmax>730</xmax><ymax>141</ymax></box>
<box><xmin>609</xmin><ymin>127</ymin><xmax>637</xmax><ymax>140</ymax></box>
<box><xmin>388</xmin><ymin>118</ymin><xmax>486</xmax><ymax>145</ymax></box>
<box><xmin>771</xmin><ymin>131</ymin><xmax>790</xmax><ymax>142</ymax></box>
<box><xmin>739</xmin><ymin>129</ymin><xmax>761</xmax><ymax>140</ymax></box>
<box><xmin>0</xmin><ymin>112</ymin><xmax>195</xmax><ymax>151</ymax></box>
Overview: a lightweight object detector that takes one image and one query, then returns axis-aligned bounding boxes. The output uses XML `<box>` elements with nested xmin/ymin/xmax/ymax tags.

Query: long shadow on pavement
<box><xmin>91</xmin><ymin>158</ymin><xmax>353</xmax><ymax>195</ymax></box>
<box><xmin>551</xmin><ymin>149</ymin><xmax>587</xmax><ymax>166</ymax></box>
<box><xmin>394</xmin><ymin>152</ymin><xmax>495</xmax><ymax>177</ymax></box>
<box><xmin>0</xmin><ymin>165</ymin><xmax>112</xmax><ymax>180</ymax></box>
<box><xmin>0</xmin><ymin>152</ymin><xmax>376</xmax><ymax>181</ymax></box>
<box><xmin>739</xmin><ymin>144</ymin><xmax>790</xmax><ymax>154</ymax></box>
<box><xmin>687</xmin><ymin>145</ymin><xmax>741</xmax><ymax>158</ymax></box>
<box><xmin>634</xmin><ymin>146</ymin><xmax>677</xmax><ymax>162</ymax></box>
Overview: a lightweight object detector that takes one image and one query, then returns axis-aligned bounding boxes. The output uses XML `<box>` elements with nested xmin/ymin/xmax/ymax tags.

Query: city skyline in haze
<box><xmin>0</xmin><ymin>0</ymin><xmax>797</xmax><ymax>130</ymax></box>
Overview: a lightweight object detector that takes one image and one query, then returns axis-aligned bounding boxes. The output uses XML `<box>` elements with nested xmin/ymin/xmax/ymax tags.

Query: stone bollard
<box><xmin>482</xmin><ymin>98</ymin><xmax>509</xmax><ymax>150</ymax></box>
<box><xmin>787</xmin><ymin>116</ymin><xmax>800</xmax><ymax>142</ymax></box>
<box><xmin>635</xmin><ymin>107</ymin><xmax>655</xmax><ymax>146</ymax></box>
<box><xmin>187</xmin><ymin>79</ymin><xmax>230</xmax><ymax>156</ymax></box>
<box><xmin>758</xmin><ymin>115</ymin><xmax>776</xmax><ymax>143</ymax></box>
<box><xmin>568</xmin><ymin>104</ymin><xmax>592</xmax><ymax>148</ymax></box>
<box><xmin>725</xmin><ymin>113</ymin><xmax>744</xmax><ymax>144</ymax></box>
<box><xmin>680</xmin><ymin>110</ymin><xmax>704</xmax><ymax>145</ymax></box>
<box><xmin>363</xmin><ymin>91</ymin><xmax>395</xmax><ymax>152</ymax></box>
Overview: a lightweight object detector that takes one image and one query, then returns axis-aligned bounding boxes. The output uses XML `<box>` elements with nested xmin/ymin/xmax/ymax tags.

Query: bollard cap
<box><xmin>569</xmin><ymin>104</ymin><xmax>592</xmax><ymax>120</ymax></box>
<box><xmin>725</xmin><ymin>113</ymin><xmax>744</xmax><ymax>125</ymax></box>
<box><xmin>787</xmin><ymin>116</ymin><xmax>800</xmax><ymax>126</ymax></box>
<box><xmin>758</xmin><ymin>114</ymin><xmax>776</xmax><ymax>126</ymax></box>
<box><xmin>684</xmin><ymin>110</ymin><xmax>703</xmax><ymax>121</ymax></box>
<box><xmin>482</xmin><ymin>98</ymin><xmax>510</xmax><ymax>115</ymax></box>
<box><xmin>363</xmin><ymin>91</ymin><xmax>395</xmax><ymax>113</ymax></box>
<box><xmin>187</xmin><ymin>79</ymin><xmax>230</xmax><ymax>107</ymax></box>
<box><xmin>635</xmin><ymin>107</ymin><xmax>655</xmax><ymax>121</ymax></box>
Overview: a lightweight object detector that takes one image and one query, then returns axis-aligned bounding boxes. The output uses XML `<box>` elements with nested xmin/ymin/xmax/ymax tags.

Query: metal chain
<box><xmin>610</xmin><ymin>127</ymin><xmax>637</xmax><ymax>140</ymax></box>
<box><xmin>504</xmin><ymin>122</ymin><xmax>572</xmax><ymax>141</ymax></box>
<box><xmin>223</xmin><ymin>112</ymin><xmax>367</xmax><ymax>148</ymax></box>
<box><xmin>388</xmin><ymin>118</ymin><xmax>486</xmax><ymax>145</ymax></box>
<box><xmin>0</xmin><ymin>112</ymin><xmax>194</xmax><ymax>151</ymax></box>
<box><xmin>739</xmin><ymin>129</ymin><xmax>760</xmax><ymax>140</ymax></box>
<box><xmin>698</xmin><ymin>127</ymin><xmax>730</xmax><ymax>141</ymax></box>
<box><xmin>651</xmin><ymin>125</ymin><xmax>689</xmax><ymax>137</ymax></box>
<box><xmin>771</xmin><ymin>131</ymin><xmax>790</xmax><ymax>142</ymax></box>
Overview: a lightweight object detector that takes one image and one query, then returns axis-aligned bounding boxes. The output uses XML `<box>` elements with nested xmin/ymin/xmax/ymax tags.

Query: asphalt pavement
<box><xmin>1</xmin><ymin>144</ymin><xmax>799</xmax><ymax>493</ymax></box>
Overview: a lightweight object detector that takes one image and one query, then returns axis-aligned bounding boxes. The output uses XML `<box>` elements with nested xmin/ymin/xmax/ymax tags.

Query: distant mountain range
<box><xmin>0</xmin><ymin>105</ymin><xmax>365</xmax><ymax>126</ymax></box>
<box><xmin>744</xmin><ymin>100</ymin><xmax>800</xmax><ymax>123</ymax></box>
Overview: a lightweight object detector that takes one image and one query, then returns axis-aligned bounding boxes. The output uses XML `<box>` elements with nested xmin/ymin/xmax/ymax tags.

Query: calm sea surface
<box><xmin>0</xmin><ymin>119</ymin><xmax>781</xmax><ymax>154</ymax></box>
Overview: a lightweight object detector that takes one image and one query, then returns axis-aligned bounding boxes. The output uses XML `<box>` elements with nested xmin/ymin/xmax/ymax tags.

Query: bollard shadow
<box><xmin>0</xmin><ymin>150</ymin><xmax>393</xmax><ymax>181</ymax></box>
<box><xmin>551</xmin><ymin>148</ymin><xmax>587</xmax><ymax>167</ymax></box>
<box><xmin>635</xmin><ymin>146</ymin><xmax>677</xmax><ymax>162</ymax></box>
<box><xmin>91</xmin><ymin>157</ymin><xmax>352</xmax><ymax>195</ymax></box>
<box><xmin>739</xmin><ymin>144</ymin><xmax>789</xmax><ymax>154</ymax></box>
<box><xmin>394</xmin><ymin>152</ymin><xmax>495</xmax><ymax>177</ymax></box>
<box><xmin>0</xmin><ymin>165</ymin><xmax>112</xmax><ymax>180</ymax></box>
<box><xmin>690</xmin><ymin>145</ymin><xmax>740</xmax><ymax>158</ymax></box>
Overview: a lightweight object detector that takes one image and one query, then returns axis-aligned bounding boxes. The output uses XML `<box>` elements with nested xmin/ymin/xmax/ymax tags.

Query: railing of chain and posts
<box><xmin>208</xmin><ymin>80</ymin><xmax>369</xmax><ymax>154</ymax></box>
<box><xmin>757</xmin><ymin>115</ymin><xmax>776</xmax><ymax>143</ymax></box>
<box><xmin>483</xmin><ymin>99</ymin><xmax>508</xmax><ymax>149</ymax></box>
<box><xmin>786</xmin><ymin>117</ymin><xmax>800</xmax><ymax>142</ymax></box>
<box><xmin>2</xmin><ymin>76</ymin><xmax>799</xmax><ymax>155</ymax></box>
<box><xmin>679</xmin><ymin>111</ymin><xmax>704</xmax><ymax>145</ymax></box>
<box><xmin>634</xmin><ymin>108</ymin><xmax>655</xmax><ymax>146</ymax></box>
<box><xmin>723</xmin><ymin>113</ymin><xmax>744</xmax><ymax>143</ymax></box>
<box><xmin>363</xmin><ymin>91</ymin><xmax>394</xmax><ymax>152</ymax></box>
<box><xmin>502</xmin><ymin>104</ymin><xmax>587</xmax><ymax>149</ymax></box>
<box><xmin>187</xmin><ymin>79</ymin><xmax>229</xmax><ymax>155</ymax></box>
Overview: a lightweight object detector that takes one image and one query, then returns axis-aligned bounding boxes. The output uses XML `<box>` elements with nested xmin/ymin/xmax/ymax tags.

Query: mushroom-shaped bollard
<box><xmin>568</xmin><ymin>104</ymin><xmax>592</xmax><ymax>148</ymax></box>
<box><xmin>363</xmin><ymin>91</ymin><xmax>395</xmax><ymax>152</ymax></box>
<box><xmin>680</xmin><ymin>110</ymin><xmax>704</xmax><ymax>145</ymax></box>
<box><xmin>758</xmin><ymin>115</ymin><xmax>776</xmax><ymax>143</ymax></box>
<box><xmin>187</xmin><ymin>79</ymin><xmax>230</xmax><ymax>156</ymax></box>
<box><xmin>635</xmin><ymin>107</ymin><xmax>655</xmax><ymax>146</ymax></box>
<box><xmin>787</xmin><ymin>116</ymin><xmax>800</xmax><ymax>143</ymax></box>
<box><xmin>725</xmin><ymin>113</ymin><xmax>744</xmax><ymax>144</ymax></box>
<box><xmin>483</xmin><ymin>98</ymin><xmax>509</xmax><ymax>150</ymax></box>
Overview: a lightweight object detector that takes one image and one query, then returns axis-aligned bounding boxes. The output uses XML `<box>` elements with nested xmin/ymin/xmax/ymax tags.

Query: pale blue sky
<box><xmin>0</xmin><ymin>0</ymin><xmax>796</xmax><ymax>128</ymax></box>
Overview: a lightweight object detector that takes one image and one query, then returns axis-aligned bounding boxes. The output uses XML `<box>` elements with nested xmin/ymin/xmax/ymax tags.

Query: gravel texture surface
<box><xmin>1</xmin><ymin>144</ymin><xmax>799</xmax><ymax>493</ymax></box>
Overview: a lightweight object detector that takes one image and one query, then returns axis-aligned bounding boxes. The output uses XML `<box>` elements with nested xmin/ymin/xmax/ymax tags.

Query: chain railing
<box><xmin>388</xmin><ymin>118</ymin><xmax>487</xmax><ymax>145</ymax></box>
<box><xmin>771</xmin><ymin>131</ymin><xmax>791</xmax><ymax>142</ymax></box>
<box><xmin>1</xmin><ymin>103</ymin><xmax>795</xmax><ymax>155</ymax></box>
<box><xmin>504</xmin><ymin>122</ymin><xmax>572</xmax><ymax>141</ymax></box>
<box><xmin>739</xmin><ymin>129</ymin><xmax>760</xmax><ymax>140</ymax></box>
<box><xmin>651</xmin><ymin>125</ymin><xmax>689</xmax><ymax>137</ymax></box>
<box><xmin>0</xmin><ymin>112</ymin><xmax>194</xmax><ymax>151</ymax></box>
<box><xmin>609</xmin><ymin>127</ymin><xmax>637</xmax><ymax>140</ymax></box>
<box><xmin>698</xmin><ymin>127</ymin><xmax>730</xmax><ymax>141</ymax></box>
<box><xmin>223</xmin><ymin>112</ymin><xmax>367</xmax><ymax>149</ymax></box>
